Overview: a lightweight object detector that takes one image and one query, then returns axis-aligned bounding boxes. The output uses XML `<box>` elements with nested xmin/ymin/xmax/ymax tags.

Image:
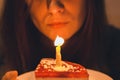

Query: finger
<box><xmin>2</xmin><ymin>70</ymin><xmax>18</xmax><ymax>80</ymax></box>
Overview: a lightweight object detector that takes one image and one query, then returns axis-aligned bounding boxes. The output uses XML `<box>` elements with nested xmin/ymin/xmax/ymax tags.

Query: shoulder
<box><xmin>103</xmin><ymin>25</ymin><xmax>120</xmax><ymax>36</ymax></box>
<box><xmin>102</xmin><ymin>25</ymin><xmax>120</xmax><ymax>41</ymax></box>
<box><xmin>102</xmin><ymin>25</ymin><xmax>120</xmax><ymax>57</ymax></box>
<box><xmin>103</xmin><ymin>26</ymin><xmax>120</xmax><ymax>79</ymax></box>
<box><xmin>103</xmin><ymin>25</ymin><xmax>120</xmax><ymax>60</ymax></box>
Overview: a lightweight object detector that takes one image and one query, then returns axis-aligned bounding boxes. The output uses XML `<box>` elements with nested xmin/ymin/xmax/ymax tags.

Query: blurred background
<box><xmin>105</xmin><ymin>0</ymin><xmax>120</xmax><ymax>29</ymax></box>
<box><xmin>0</xmin><ymin>0</ymin><xmax>120</xmax><ymax>28</ymax></box>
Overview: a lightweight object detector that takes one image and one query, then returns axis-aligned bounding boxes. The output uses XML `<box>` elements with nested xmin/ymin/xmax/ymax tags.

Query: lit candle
<box><xmin>54</xmin><ymin>35</ymin><xmax>64</xmax><ymax>67</ymax></box>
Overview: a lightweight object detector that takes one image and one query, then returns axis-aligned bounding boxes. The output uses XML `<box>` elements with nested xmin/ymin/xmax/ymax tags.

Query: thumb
<box><xmin>2</xmin><ymin>70</ymin><xmax>18</xmax><ymax>80</ymax></box>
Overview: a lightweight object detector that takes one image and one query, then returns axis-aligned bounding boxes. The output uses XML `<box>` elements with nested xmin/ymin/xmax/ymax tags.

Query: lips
<box><xmin>47</xmin><ymin>22</ymin><xmax>68</xmax><ymax>28</ymax></box>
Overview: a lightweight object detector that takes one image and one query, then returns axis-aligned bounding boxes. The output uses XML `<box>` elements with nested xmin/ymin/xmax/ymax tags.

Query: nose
<box><xmin>47</xmin><ymin>0</ymin><xmax>64</xmax><ymax>14</ymax></box>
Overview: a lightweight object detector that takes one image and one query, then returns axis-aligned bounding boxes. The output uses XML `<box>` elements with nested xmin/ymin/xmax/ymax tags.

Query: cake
<box><xmin>35</xmin><ymin>58</ymin><xmax>89</xmax><ymax>80</ymax></box>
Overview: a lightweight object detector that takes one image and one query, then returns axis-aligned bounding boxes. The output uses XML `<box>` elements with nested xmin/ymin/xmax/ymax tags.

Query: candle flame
<box><xmin>54</xmin><ymin>35</ymin><xmax>64</xmax><ymax>46</ymax></box>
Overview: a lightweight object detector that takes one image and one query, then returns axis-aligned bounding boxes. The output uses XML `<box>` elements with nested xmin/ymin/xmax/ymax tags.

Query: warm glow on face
<box><xmin>26</xmin><ymin>0</ymin><xmax>86</xmax><ymax>41</ymax></box>
<box><xmin>54</xmin><ymin>35</ymin><xmax>64</xmax><ymax>46</ymax></box>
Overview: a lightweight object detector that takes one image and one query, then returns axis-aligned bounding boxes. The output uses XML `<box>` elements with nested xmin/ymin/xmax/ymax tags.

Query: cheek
<box><xmin>67</xmin><ymin>0</ymin><xmax>86</xmax><ymax>16</ymax></box>
<box><xmin>69</xmin><ymin>1</ymin><xmax>86</xmax><ymax>27</ymax></box>
<box><xmin>29</xmin><ymin>1</ymin><xmax>47</xmax><ymax>25</ymax></box>
<box><xmin>64</xmin><ymin>1</ymin><xmax>86</xmax><ymax>37</ymax></box>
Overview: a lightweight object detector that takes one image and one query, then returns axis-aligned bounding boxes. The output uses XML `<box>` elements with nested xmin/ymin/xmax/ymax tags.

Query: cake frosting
<box><xmin>35</xmin><ymin>58</ymin><xmax>89</xmax><ymax>80</ymax></box>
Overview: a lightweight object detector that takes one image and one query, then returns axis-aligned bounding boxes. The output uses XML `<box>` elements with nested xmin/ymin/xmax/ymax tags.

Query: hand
<box><xmin>2</xmin><ymin>70</ymin><xmax>18</xmax><ymax>80</ymax></box>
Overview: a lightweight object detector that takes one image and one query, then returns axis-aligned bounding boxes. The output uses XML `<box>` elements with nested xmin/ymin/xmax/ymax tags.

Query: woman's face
<box><xmin>26</xmin><ymin>0</ymin><xmax>86</xmax><ymax>41</ymax></box>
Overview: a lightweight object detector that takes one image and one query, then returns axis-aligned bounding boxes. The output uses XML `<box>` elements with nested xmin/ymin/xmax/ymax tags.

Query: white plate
<box><xmin>17</xmin><ymin>69</ymin><xmax>113</xmax><ymax>80</ymax></box>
